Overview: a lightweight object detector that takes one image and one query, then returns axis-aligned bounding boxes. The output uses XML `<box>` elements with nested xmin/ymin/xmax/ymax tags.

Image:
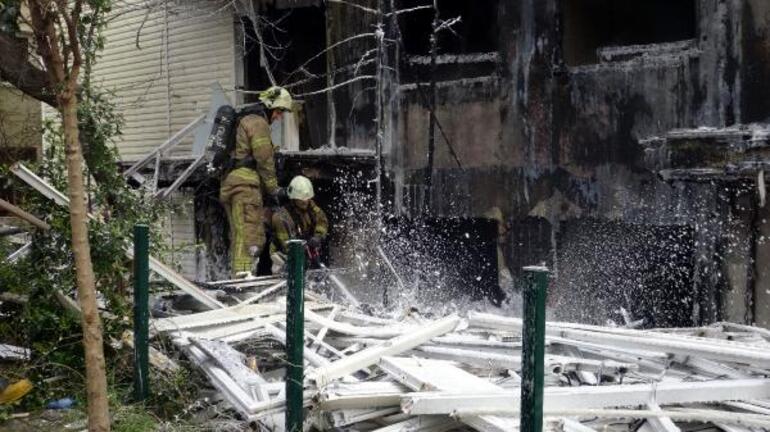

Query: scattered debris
<box><xmin>149</xmin><ymin>274</ymin><xmax>770</xmax><ymax>431</ymax></box>
<box><xmin>0</xmin><ymin>199</ymin><xmax>50</xmax><ymax>231</ymax></box>
<box><xmin>45</xmin><ymin>398</ymin><xmax>75</xmax><ymax>410</ymax></box>
<box><xmin>10</xmin><ymin>162</ymin><xmax>225</xmax><ymax>310</ymax></box>
<box><xmin>0</xmin><ymin>345</ymin><xmax>29</xmax><ymax>362</ymax></box>
<box><xmin>119</xmin><ymin>331</ymin><xmax>180</xmax><ymax>374</ymax></box>
<box><xmin>4</xmin><ymin>243</ymin><xmax>31</xmax><ymax>264</ymax></box>
<box><xmin>0</xmin><ymin>379</ymin><xmax>32</xmax><ymax>405</ymax></box>
<box><xmin>0</xmin><ymin>292</ymin><xmax>28</xmax><ymax>305</ymax></box>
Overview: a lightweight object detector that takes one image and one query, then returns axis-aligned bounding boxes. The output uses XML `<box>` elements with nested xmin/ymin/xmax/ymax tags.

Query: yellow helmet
<box><xmin>259</xmin><ymin>86</ymin><xmax>293</xmax><ymax>111</ymax></box>
<box><xmin>287</xmin><ymin>175</ymin><xmax>314</xmax><ymax>200</ymax></box>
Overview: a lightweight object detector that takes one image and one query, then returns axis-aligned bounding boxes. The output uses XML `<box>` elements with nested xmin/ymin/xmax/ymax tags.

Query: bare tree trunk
<box><xmin>25</xmin><ymin>1</ymin><xmax>111</xmax><ymax>429</ymax></box>
<box><xmin>61</xmin><ymin>91</ymin><xmax>111</xmax><ymax>432</ymax></box>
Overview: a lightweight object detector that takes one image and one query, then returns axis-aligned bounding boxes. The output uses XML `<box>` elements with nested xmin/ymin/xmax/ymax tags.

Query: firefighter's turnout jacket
<box><xmin>271</xmin><ymin>200</ymin><xmax>329</xmax><ymax>254</ymax></box>
<box><xmin>219</xmin><ymin>114</ymin><xmax>279</xmax><ymax>276</ymax></box>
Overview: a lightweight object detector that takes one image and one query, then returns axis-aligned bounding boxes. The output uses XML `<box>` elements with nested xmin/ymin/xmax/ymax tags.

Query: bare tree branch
<box><xmin>283</xmin><ymin>32</ymin><xmax>376</xmax><ymax>83</ymax></box>
<box><xmin>134</xmin><ymin>5</ymin><xmax>152</xmax><ymax>49</ymax></box>
<box><xmin>326</xmin><ymin>0</ymin><xmax>380</xmax><ymax>15</ymax></box>
<box><xmin>387</xmin><ymin>5</ymin><xmax>432</xmax><ymax>16</ymax></box>
<box><xmin>282</xmin><ymin>58</ymin><xmax>376</xmax><ymax>89</ymax></box>
<box><xmin>293</xmin><ymin>75</ymin><xmax>376</xmax><ymax>97</ymax></box>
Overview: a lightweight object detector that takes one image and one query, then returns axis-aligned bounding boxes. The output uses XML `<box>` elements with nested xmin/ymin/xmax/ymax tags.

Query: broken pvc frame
<box><xmin>10</xmin><ymin>162</ymin><xmax>225</xmax><ymax>310</ymax></box>
<box><xmin>403</xmin><ymin>379</ymin><xmax>770</xmax><ymax>416</ymax></box>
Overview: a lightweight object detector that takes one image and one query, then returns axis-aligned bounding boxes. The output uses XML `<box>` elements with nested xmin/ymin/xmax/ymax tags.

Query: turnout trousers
<box><xmin>220</xmin><ymin>169</ymin><xmax>265</xmax><ymax>276</ymax></box>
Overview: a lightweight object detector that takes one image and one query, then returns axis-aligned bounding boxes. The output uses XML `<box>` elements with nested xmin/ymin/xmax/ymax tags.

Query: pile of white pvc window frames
<box><xmin>151</xmin><ymin>275</ymin><xmax>770</xmax><ymax>432</ymax></box>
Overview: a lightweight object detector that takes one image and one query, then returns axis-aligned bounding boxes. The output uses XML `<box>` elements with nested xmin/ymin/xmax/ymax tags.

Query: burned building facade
<box><xmin>400</xmin><ymin>0</ymin><xmax>770</xmax><ymax>327</ymax></box>
<box><xmin>375</xmin><ymin>0</ymin><xmax>770</xmax><ymax>327</ymax></box>
<box><xmin>94</xmin><ymin>0</ymin><xmax>770</xmax><ymax>327</ymax></box>
<box><xmin>237</xmin><ymin>0</ymin><xmax>770</xmax><ymax>327</ymax></box>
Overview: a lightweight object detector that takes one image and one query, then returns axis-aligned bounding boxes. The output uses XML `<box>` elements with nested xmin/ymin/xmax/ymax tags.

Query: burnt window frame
<box><xmin>560</xmin><ymin>0</ymin><xmax>700</xmax><ymax>67</ymax></box>
<box><xmin>396</xmin><ymin>0</ymin><xmax>502</xmax><ymax>84</ymax></box>
<box><xmin>397</xmin><ymin>0</ymin><xmax>501</xmax><ymax>57</ymax></box>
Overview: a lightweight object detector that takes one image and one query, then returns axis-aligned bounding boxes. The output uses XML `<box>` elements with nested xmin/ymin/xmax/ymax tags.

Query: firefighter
<box><xmin>220</xmin><ymin>86</ymin><xmax>292</xmax><ymax>277</ymax></box>
<box><xmin>270</xmin><ymin>175</ymin><xmax>329</xmax><ymax>273</ymax></box>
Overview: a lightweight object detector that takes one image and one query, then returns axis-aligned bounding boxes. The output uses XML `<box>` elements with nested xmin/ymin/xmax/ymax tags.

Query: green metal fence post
<box><xmin>133</xmin><ymin>224</ymin><xmax>150</xmax><ymax>402</ymax></box>
<box><xmin>285</xmin><ymin>239</ymin><xmax>306</xmax><ymax>432</ymax></box>
<box><xmin>521</xmin><ymin>265</ymin><xmax>549</xmax><ymax>432</ymax></box>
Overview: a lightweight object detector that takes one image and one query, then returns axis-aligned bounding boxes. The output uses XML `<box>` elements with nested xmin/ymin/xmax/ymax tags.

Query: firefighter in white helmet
<box><xmin>270</xmin><ymin>175</ymin><xmax>329</xmax><ymax>273</ymax></box>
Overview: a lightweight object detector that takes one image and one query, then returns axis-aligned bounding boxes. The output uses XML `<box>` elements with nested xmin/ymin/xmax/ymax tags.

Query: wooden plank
<box><xmin>151</xmin><ymin>303</ymin><xmax>284</xmax><ymax>332</ymax></box>
<box><xmin>11</xmin><ymin>162</ymin><xmax>225</xmax><ymax>309</ymax></box>
<box><xmin>369</xmin><ymin>416</ymin><xmax>458</xmax><ymax>432</ymax></box>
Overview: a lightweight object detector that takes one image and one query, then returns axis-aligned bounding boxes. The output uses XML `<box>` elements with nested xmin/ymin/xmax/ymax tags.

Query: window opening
<box><xmin>242</xmin><ymin>6</ymin><xmax>327</xmax><ymax>149</ymax></box>
<box><xmin>562</xmin><ymin>0</ymin><xmax>697</xmax><ymax>66</ymax></box>
<box><xmin>398</xmin><ymin>0</ymin><xmax>499</xmax><ymax>56</ymax></box>
<box><xmin>397</xmin><ymin>0</ymin><xmax>500</xmax><ymax>83</ymax></box>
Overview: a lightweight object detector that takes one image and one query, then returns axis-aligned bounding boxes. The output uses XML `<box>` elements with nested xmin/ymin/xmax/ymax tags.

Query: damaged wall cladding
<box><xmin>383</xmin><ymin>0</ymin><xmax>770</xmax><ymax>327</ymax></box>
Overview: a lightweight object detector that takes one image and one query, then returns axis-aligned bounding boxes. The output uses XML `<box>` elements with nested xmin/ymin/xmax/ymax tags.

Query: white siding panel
<box><xmin>92</xmin><ymin>1</ymin><xmax>239</xmax><ymax>279</ymax></box>
<box><xmin>94</xmin><ymin>0</ymin><xmax>237</xmax><ymax>161</ymax></box>
<box><xmin>93</xmin><ymin>1</ymin><xmax>167</xmax><ymax>160</ymax></box>
<box><xmin>167</xmin><ymin>1</ymin><xmax>237</xmax><ymax>158</ymax></box>
<box><xmin>163</xmin><ymin>191</ymin><xmax>199</xmax><ymax>280</ymax></box>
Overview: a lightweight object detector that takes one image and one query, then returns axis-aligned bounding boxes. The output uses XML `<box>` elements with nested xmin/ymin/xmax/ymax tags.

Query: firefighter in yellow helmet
<box><xmin>220</xmin><ymin>86</ymin><xmax>293</xmax><ymax>277</ymax></box>
<box><xmin>270</xmin><ymin>175</ymin><xmax>329</xmax><ymax>273</ymax></box>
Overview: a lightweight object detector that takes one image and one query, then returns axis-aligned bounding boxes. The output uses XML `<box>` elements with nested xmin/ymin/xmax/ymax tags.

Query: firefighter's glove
<box><xmin>271</xmin><ymin>253</ymin><xmax>287</xmax><ymax>275</ymax></box>
<box><xmin>307</xmin><ymin>235</ymin><xmax>322</xmax><ymax>252</ymax></box>
<box><xmin>249</xmin><ymin>246</ymin><xmax>261</xmax><ymax>275</ymax></box>
<box><xmin>307</xmin><ymin>236</ymin><xmax>321</xmax><ymax>250</ymax></box>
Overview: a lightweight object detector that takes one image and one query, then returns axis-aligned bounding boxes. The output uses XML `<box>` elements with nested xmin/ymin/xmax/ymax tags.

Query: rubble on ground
<box><xmin>8</xmin><ymin>160</ymin><xmax>770</xmax><ymax>431</ymax></box>
<box><xmin>151</xmin><ymin>273</ymin><xmax>770</xmax><ymax>432</ymax></box>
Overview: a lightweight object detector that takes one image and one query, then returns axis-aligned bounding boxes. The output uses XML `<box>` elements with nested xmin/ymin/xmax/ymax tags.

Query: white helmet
<box><xmin>287</xmin><ymin>175</ymin><xmax>314</xmax><ymax>200</ymax></box>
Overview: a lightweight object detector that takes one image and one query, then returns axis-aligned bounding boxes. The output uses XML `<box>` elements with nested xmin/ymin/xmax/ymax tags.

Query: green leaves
<box><xmin>0</xmin><ymin>81</ymin><xmax>171</xmax><ymax>409</ymax></box>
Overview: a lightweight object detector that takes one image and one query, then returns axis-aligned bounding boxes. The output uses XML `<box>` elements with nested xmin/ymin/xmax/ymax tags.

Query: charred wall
<box><xmin>541</xmin><ymin>0</ymin><xmax>746</xmax><ymax>325</ymax></box>
<box><xmin>741</xmin><ymin>0</ymin><xmax>770</xmax><ymax>123</ymax></box>
<box><xmin>325</xmin><ymin>0</ymin><xmax>378</xmax><ymax>149</ymax></box>
<box><xmin>227</xmin><ymin>0</ymin><xmax>769</xmax><ymax>325</ymax></box>
<box><xmin>386</xmin><ymin>0</ymin><xmax>767</xmax><ymax>325</ymax></box>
